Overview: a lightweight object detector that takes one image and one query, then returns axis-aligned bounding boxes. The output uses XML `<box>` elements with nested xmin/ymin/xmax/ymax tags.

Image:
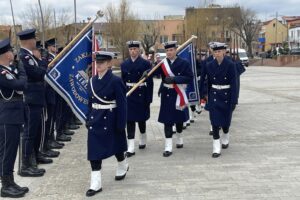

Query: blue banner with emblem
<box><xmin>45</xmin><ymin>27</ymin><xmax>93</xmax><ymax>123</ymax></box>
<box><xmin>177</xmin><ymin>43</ymin><xmax>200</xmax><ymax>105</ymax></box>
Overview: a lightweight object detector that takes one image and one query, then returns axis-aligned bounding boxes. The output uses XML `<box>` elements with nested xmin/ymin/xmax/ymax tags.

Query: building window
<box><xmin>160</xmin><ymin>35</ymin><xmax>168</xmax><ymax>43</ymax></box>
<box><xmin>110</xmin><ymin>39</ymin><xmax>114</xmax><ymax>46</ymax></box>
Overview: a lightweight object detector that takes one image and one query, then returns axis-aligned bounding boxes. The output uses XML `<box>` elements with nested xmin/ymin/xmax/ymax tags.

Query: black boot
<box><xmin>37</xmin><ymin>152</ymin><xmax>53</xmax><ymax>164</ymax></box>
<box><xmin>66</xmin><ymin>124</ymin><xmax>80</xmax><ymax>130</ymax></box>
<box><xmin>63</xmin><ymin>129</ymin><xmax>75</xmax><ymax>135</ymax></box>
<box><xmin>56</xmin><ymin>134</ymin><xmax>71</xmax><ymax>142</ymax></box>
<box><xmin>30</xmin><ymin>153</ymin><xmax>46</xmax><ymax>173</ymax></box>
<box><xmin>40</xmin><ymin>145</ymin><xmax>60</xmax><ymax>158</ymax></box>
<box><xmin>48</xmin><ymin>140</ymin><xmax>64</xmax><ymax>149</ymax></box>
<box><xmin>8</xmin><ymin>174</ymin><xmax>29</xmax><ymax>193</ymax></box>
<box><xmin>18</xmin><ymin>157</ymin><xmax>45</xmax><ymax>177</ymax></box>
<box><xmin>1</xmin><ymin>175</ymin><xmax>26</xmax><ymax>198</ymax></box>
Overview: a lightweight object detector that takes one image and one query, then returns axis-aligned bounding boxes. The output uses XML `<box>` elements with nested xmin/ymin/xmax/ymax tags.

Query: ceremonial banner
<box><xmin>177</xmin><ymin>43</ymin><xmax>200</xmax><ymax>105</ymax></box>
<box><xmin>45</xmin><ymin>27</ymin><xmax>93</xmax><ymax>123</ymax></box>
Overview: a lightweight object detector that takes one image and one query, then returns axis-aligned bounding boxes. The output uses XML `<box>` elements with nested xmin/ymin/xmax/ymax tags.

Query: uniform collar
<box><xmin>131</xmin><ymin>56</ymin><xmax>139</xmax><ymax>63</ymax></box>
<box><xmin>98</xmin><ymin>69</ymin><xmax>108</xmax><ymax>80</ymax></box>
<box><xmin>49</xmin><ymin>52</ymin><xmax>56</xmax><ymax>57</ymax></box>
<box><xmin>21</xmin><ymin>47</ymin><xmax>33</xmax><ymax>55</ymax></box>
<box><xmin>1</xmin><ymin>65</ymin><xmax>12</xmax><ymax>71</ymax></box>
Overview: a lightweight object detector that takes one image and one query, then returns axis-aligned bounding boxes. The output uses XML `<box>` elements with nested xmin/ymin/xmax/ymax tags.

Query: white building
<box><xmin>289</xmin><ymin>26</ymin><xmax>300</xmax><ymax>49</ymax></box>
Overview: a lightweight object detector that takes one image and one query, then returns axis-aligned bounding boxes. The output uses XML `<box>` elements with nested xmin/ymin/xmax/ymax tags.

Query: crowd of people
<box><xmin>0</xmin><ymin>28</ymin><xmax>246</xmax><ymax>198</ymax></box>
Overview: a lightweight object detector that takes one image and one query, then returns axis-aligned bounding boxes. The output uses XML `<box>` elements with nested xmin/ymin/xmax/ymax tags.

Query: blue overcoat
<box><xmin>200</xmin><ymin>56</ymin><xmax>238</xmax><ymax>127</ymax></box>
<box><xmin>86</xmin><ymin>69</ymin><xmax>127</xmax><ymax>160</ymax></box>
<box><xmin>155</xmin><ymin>57</ymin><xmax>193</xmax><ymax>124</ymax></box>
<box><xmin>121</xmin><ymin>56</ymin><xmax>153</xmax><ymax>122</ymax></box>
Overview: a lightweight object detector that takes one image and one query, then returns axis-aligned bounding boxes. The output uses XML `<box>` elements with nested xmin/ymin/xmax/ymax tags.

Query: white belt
<box><xmin>163</xmin><ymin>83</ymin><xmax>174</xmax><ymax>88</ymax></box>
<box><xmin>92</xmin><ymin>103</ymin><xmax>116</xmax><ymax>110</ymax></box>
<box><xmin>212</xmin><ymin>84</ymin><xmax>230</xmax><ymax>90</ymax></box>
<box><xmin>126</xmin><ymin>82</ymin><xmax>147</xmax><ymax>87</ymax></box>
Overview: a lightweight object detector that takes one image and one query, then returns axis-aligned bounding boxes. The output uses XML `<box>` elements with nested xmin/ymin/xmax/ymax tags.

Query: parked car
<box><xmin>237</xmin><ymin>48</ymin><xmax>249</xmax><ymax>67</ymax></box>
<box><xmin>290</xmin><ymin>48</ymin><xmax>300</xmax><ymax>55</ymax></box>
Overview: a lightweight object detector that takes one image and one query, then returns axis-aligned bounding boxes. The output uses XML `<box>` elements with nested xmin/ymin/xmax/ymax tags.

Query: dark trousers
<box><xmin>55</xmin><ymin>96</ymin><xmax>70</xmax><ymax>136</ymax></box>
<box><xmin>126</xmin><ymin>121</ymin><xmax>146</xmax><ymax>139</ymax></box>
<box><xmin>0</xmin><ymin>124</ymin><xmax>21</xmax><ymax>176</ymax></box>
<box><xmin>90</xmin><ymin>153</ymin><xmax>125</xmax><ymax>171</ymax></box>
<box><xmin>212</xmin><ymin>126</ymin><xmax>229</xmax><ymax>140</ymax></box>
<box><xmin>190</xmin><ymin>105</ymin><xmax>196</xmax><ymax>112</ymax></box>
<box><xmin>45</xmin><ymin>103</ymin><xmax>56</xmax><ymax>146</ymax></box>
<box><xmin>164</xmin><ymin>123</ymin><xmax>183</xmax><ymax>138</ymax></box>
<box><xmin>22</xmin><ymin>105</ymin><xmax>43</xmax><ymax>159</ymax></box>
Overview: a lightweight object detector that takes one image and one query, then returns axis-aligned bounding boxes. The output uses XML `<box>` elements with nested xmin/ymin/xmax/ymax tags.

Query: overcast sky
<box><xmin>0</xmin><ymin>0</ymin><xmax>299</xmax><ymax>25</ymax></box>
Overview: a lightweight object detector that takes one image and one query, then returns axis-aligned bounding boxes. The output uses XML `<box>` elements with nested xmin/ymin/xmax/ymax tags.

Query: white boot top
<box><xmin>213</xmin><ymin>139</ymin><xmax>221</xmax><ymax>154</ymax></box>
<box><xmin>90</xmin><ymin>170</ymin><xmax>102</xmax><ymax>191</ymax></box>
<box><xmin>221</xmin><ymin>133</ymin><xmax>230</xmax><ymax>145</ymax></box>
<box><xmin>176</xmin><ymin>133</ymin><xmax>183</xmax><ymax>145</ymax></box>
<box><xmin>116</xmin><ymin>159</ymin><xmax>129</xmax><ymax>177</ymax></box>
<box><xmin>139</xmin><ymin>133</ymin><xmax>147</xmax><ymax>146</ymax></box>
<box><xmin>127</xmin><ymin>139</ymin><xmax>135</xmax><ymax>153</ymax></box>
<box><xmin>165</xmin><ymin>138</ymin><xmax>173</xmax><ymax>152</ymax></box>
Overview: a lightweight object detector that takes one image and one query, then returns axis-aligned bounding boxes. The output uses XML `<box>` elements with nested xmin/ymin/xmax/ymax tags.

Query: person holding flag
<box><xmin>153</xmin><ymin>41</ymin><xmax>193</xmax><ymax>157</ymax></box>
<box><xmin>200</xmin><ymin>42</ymin><xmax>238</xmax><ymax>158</ymax></box>
<box><xmin>120</xmin><ymin>41</ymin><xmax>153</xmax><ymax>157</ymax></box>
<box><xmin>85</xmin><ymin>51</ymin><xmax>128</xmax><ymax>197</ymax></box>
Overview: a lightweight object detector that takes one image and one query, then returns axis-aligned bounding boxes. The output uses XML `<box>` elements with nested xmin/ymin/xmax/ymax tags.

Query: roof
<box><xmin>282</xmin><ymin>16</ymin><xmax>300</xmax><ymax>22</ymax></box>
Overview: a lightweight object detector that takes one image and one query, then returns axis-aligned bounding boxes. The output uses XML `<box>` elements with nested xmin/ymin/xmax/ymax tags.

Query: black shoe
<box><xmin>190</xmin><ymin>119</ymin><xmax>195</xmax><ymax>123</ymax></box>
<box><xmin>86</xmin><ymin>188</ymin><xmax>102</xmax><ymax>197</ymax></box>
<box><xmin>40</xmin><ymin>149</ymin><xmax>60</xmax><ymax>158</ymax></box>
<box><xmin>63</xmin><ymin>129</ymin><xmax>75</xmax><ymax>135</ymax></box>
<box><xmin>186</xmin><ymin>122</ymin><xmax>190</xmax><ymax>126</ymax></box>
<box><xmin>48</xmin><ymin>140</ymin><xmax>64</xmax><ymax>149</ymax></box>
<box><xmin>18</xmin><ymin>166</ymin><xmax>44</xmax><ymax>177</ymax></box>
<box><xmin>28</xmin><ymin>154</ymin><xmax>46</xmax><ymax>173</ymax></box>
<box><xmin>74</xmin><ymin>119</ymin><xmax>83</xmax><ymax>126</ymax></box>
<box><xmin>138</xmin><ymin>144</ymin><xmax>146</xmax><ymax>149</ymax></box>
<box><xmin>0</xmin><ymin>176</ymin><xmax>26</xmax><ymax>198</ymax></box>
<box><xmin>125</xmin><ymin>152</ymin><xmax>135</xmax><ymax>158</ymax></box>
<box><xmin>8</xmin><ymin>175</ymin><xmax>29</xmax><ymax>193</ymax></box>
<box><xmin>163</xmin><ymin>151</ymin><xmax>172</xmax><ymax>157</ymax></box>
<box><xmin>56</xmin><ymin>134</ymin><xmax>71</xmax><ymax>142</ymax></box>
<box><xmin>222</xmin><ymin>144</ymin><xmax>229</xmax><ymax>149</ymax></box>
<box><xmin>176</xmin><ymin>144</ymin><xmax>183</xmax><ymax>149</ymax></box>
<box><xmin>212</xmin><ymin>153</ymin><xmax>221</xmax><ymax>158</ymax></box>
<box><xmin>182</xmin><ymin>126</ymin><xmax>187</xmax><ymax>130</ymax></box>
<box><xmin>37</xmin><ymin>154</ymin><xmax>53</xmax><ymax>164</ymax></box>
<box><xmin>209</xmin><ymin>131</ymin><xmax>213</xmax><ymax>136</ymax></box>
<box><xmin>67</xmin><ymin>124</ymin><xmax>80</xmax><ymax>130</ymax></box>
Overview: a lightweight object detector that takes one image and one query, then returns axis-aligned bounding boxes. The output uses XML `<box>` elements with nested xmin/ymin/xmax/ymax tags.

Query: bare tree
<box><xmin>139</xmin><ymin>20</ymin><xmax>161</xmax><ymax>55</ymax></box>
<box><xmin>106</xmin><ymin>0</ymin><xmax>139</xmax><ymax>60</ymax></box>
<box><xmin>20</xmin><ymin>3</ymin><xmax>72</xmax><ymax>45</ymax></box>
<box><xmin>232</xmin><ymin>7</ymin><xmax>260</xmax><ymax>58</ymax></box>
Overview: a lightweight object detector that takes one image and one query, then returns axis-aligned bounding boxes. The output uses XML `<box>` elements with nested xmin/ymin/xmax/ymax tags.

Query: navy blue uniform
<box><xmin>0</xmin><ymin>64</ymin><xmax>27</xmax><ymax>176</ymax></box>
<box><xmin>155</xmin><ymin>57</ymin><xmax>193</xmax><ymax>124</ymax></box>
<box><xmin>235</xmin><ymin>60</ymin><xmax>246</xmax><ymax>102</ymax></box>
<box><xmin>86</xmin><ymin>69</ymin><xmax>127</xmax><ymax>160</ymax></box>
<box><xmin>200</xmin><ymin>56</ymin><xmax>238</xmax><ymax>127</ymax></box>
<box><xmin>19</xmin><ymin>48</ymin><xmax>46</xmax><ymax>159</ymax></box>
<box><xmin>121</xmin><ymin>56</ymin><xmax>153</xmax><ymax>121</ymax></box>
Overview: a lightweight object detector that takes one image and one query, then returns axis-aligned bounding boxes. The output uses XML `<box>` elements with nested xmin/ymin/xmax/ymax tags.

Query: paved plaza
<box><xmin>11</xmin><ymin>66</ymin><xmax>300</xmax><ymax>200</ymax></box>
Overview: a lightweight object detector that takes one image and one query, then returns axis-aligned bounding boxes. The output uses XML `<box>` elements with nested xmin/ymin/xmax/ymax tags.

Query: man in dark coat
<box><xmin>153</xmin><ymin>41</ymin><xmax>193</xmax><ymax>157</ymax></box>
<box><xmin>0</xmin><ymin>38</ymin><xmax>29</xmax><ymax>198</ymax></box>
<box><xmin>85</xmin><ymin>51</ymin><xmax>128</xmax><ymax>197</ymax></box>
<box><xmin>120</xmin><ymin>41</ymin><xmax>153</xmax><ymax>157</ymax></box>
<box><xmin>200</xmin><ymin>42</ymin><xmax>238</xmax><ymax>158</ymax></box>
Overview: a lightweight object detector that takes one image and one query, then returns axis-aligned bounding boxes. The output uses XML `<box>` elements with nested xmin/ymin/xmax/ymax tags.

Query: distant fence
<box><xmin>250</xmin><ymin>55</ymin><xmax>300</xmax><ymax>67</ymax></box>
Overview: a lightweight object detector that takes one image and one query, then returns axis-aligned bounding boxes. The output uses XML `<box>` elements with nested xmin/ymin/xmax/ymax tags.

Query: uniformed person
<box><xmin>120</xmin><ymin>41</ymin><xmax>153</xmax><ymax>157</ymax></box>
<box><xmin>85</xmin><ymin>51</ymin><xmax>128</xmax><ymax>197</ymax></box>
<box><xmin>17</xmin><ymin>29</ymin><xmax>47</xmax><ymax>177</ymax></box>
<box><xmin>153</xmin><ymin>41</ymin><xmax>193</xmax><ymax>157</ymax></box>
<box><xmin>43</xmin><ymin>38</ymin><xmax>64</xmax><ymax>150</ymax></box>
<box><xmin>0</xmin><ymin>38</ymin><xmax>29</xmax><ymax>198</ymax></box>
<box><xmin>200</xmin><ymin>42</ymin><xmax>238</xmax><ymax>158</ymax></box>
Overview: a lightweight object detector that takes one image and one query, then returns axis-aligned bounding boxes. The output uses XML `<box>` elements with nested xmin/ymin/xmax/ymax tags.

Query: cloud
<box><xmin>0</xmin><ymin>0</ymin><xmax>299</xmax><ymax>25</ymax></box>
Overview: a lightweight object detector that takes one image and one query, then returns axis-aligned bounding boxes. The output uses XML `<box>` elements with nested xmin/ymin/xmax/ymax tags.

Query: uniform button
<box><xmin>128</xmin><ymin>80</ymin><xmax>131</xmax><ymax>82</ymax></box>
<box><xmin>178</xmin><ymin>73</ymin><xmax>180</xmax><ymax>75</ymax></box>
<box><xmin>104</xmin><ymin>127</ymin><xmax>107</xmax><ymax>130</ymax></box>
<box><xmin>167</xmin><ymin>94</ymin><xmax>169</xmax><ymax>97</ymax></box>
<box><xmin>92</xmin><ymin>96</ymin><xmax>94</xmax><ymax>99</ymax></box>
<box><xmin>214</xmin><ymin>92</ymin><xmax>216</xmax><ymax>94</ymax></box>
<box><xmin>91</xmin><ymin>116</ymin><xmax>94</xmax><ymax>119</ymax></box>
<box><xmin>89</xmin><ymin>127</ymin><xmax>93</xmax><ymax>130</ymax></box>
<box><xmin>225</xmin><ymin>101</ymin><xmax>228</xmax><ymax>103</ymax></box>
<box><xmin>139</xmin><ymin>94</ymin><xmax>141</xmax><ymax>96</ymax></box>
<box><xmin>213</xmin><ymin>77</ymin><xmax>216</xmax><ymax>80</ymax></box>
<box><xmin>224</xmin><ymin>77</ymin><xmax>227</xmax><ymax>79</ymax></box>
<box><xmin>104</xmin><ymin>96</ymin><xmax>107</xmax><ymax>99</ymax></box>
<box><xmin>214</xmin><ymin>99</ymin><xmax>216</xmax><ymax>101</ymax></box>
<box><xmin>128</xmin><ymin>72</ymin><xmax>130</xmax><ymax>75</ymax></box>
<box><xmin>225</xmin><ymin>92</ymin><xmax>227</xmax><ymax>95</ymax></box>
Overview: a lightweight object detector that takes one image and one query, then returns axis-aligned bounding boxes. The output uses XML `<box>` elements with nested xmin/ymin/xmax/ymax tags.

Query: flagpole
<box><xmin>48</xmin><ymin>10</ymin><xmax>104</xmax><ymax>68</ymax></box>
<box><xmin>126</xmin><ymin>35</ymin><xmax>198</xmax><ymax>97</ymax></box>
<box><xmin>9</xmin><ymin>0</ymin><xmax>19</xmax><ymax>55</ymax></box>
<box><xmin>38</xmin><ymin>0</ymin><xmax>45</xmax><ymax>48</ymax></box>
